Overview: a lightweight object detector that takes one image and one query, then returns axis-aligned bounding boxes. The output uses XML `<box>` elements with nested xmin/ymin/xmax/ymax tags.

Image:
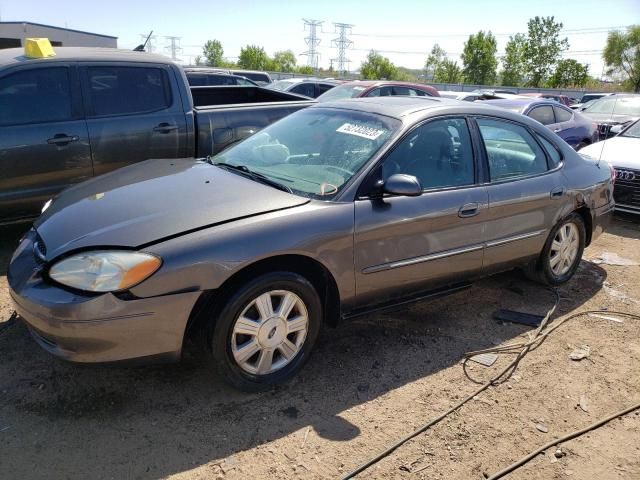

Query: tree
<box><xmin>424</xmin><ymin>44</ymin><xmax>447</xmax><ymax>81</ymax></box>
<box><xmin>297</xmin><ymin>65</ymin><xmax>314</xmax><ymax>75</ymax></box>
<box><xmin>434</xmin><ymin>59</ymin><xmax>463</xmax><ymax>83</ymax></box>
<box><xmin>202</xmin><ymin>39</ymin><xmax>224</xmax><ymax>67</ymax></box>
<box><xmin>271</xmin><ymin>50</ymin><xmax>297</xmax><ymax>72</ymax></box>
<box><xmin>548</xmin><ymin>59</ymin><xmax>589</xmax><ymax>88</ymax></box>
<box><xmin>603</xmin><ymin>25</ymin><xmax>640</xmax><ymax>92</ymax></box>
<box><xmin>501</xmin><ymin>33</ymin><xmax>526</xmax><ymax>86</ymax></box>
<box><xmin>461</xmin><ymin>31</ymin><xmax>498</xmax><ymax>85</ymax></box>
<box><xmin>523</xmin><ymin>16</ymin><xmax>569</xmax><ymax>87</ymax></box>
<box><xmin>238</xmin><ymin>45</ymin><xmax>270</xmax><ymax>70</ymax></box>
<box><xmin>360</xmin><ymin>50</ymin><xmax>398</xmax><ymax>80</ymax></box>
<box><xmin>194</xmin><ymin>55</ymin><xmax>203</xmax><ymax>66</ymax></box>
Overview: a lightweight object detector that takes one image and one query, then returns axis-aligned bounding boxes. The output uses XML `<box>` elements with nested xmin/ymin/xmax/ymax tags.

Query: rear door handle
<box><xmin>47</xmin><ymin>134</ymin><xmax>79</xmax><ymax>146</ymax></box>
<box><xmin>550</xmin><ymin>187</ymin><xmax>565</xmax><ymax>199</ymax></box>
<box><xmin>153</xmin><ymin>123</ymin><xmax>179</xmax><ymax>133</ymax></box>
<box><xmin>458</xmin><ymin>202</ymin><xmax>480</xmax><ymax>218</ymax></box>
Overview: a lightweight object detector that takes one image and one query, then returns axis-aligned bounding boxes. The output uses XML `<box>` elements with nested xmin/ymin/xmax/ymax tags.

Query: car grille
<box><xmin>614</xmin><ymin>167</ymin><xmax>640</xmax><ymax>213</ymax></box>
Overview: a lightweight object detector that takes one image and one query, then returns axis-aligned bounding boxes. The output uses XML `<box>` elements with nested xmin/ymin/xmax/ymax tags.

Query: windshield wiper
<box><xmin>212</xmin><ymin>162</ymin><xmax>292</xmax><ymax>193</ymax></box>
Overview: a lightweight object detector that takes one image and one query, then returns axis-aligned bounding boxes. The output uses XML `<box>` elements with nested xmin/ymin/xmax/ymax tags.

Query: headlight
<box><xmin>49</xmin><ymin>251</ymin><xmax>161</xmax><ymax>292</ymax></box>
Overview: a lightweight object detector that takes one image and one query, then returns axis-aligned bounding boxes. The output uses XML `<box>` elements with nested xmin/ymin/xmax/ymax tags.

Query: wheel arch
<box><xmin>185</xmin><ymin>254</ymin><xmax>342</xmax><ymax>342</ymax></box>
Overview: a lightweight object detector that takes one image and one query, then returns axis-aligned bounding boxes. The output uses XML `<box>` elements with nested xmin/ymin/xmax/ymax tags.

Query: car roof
<box><xmin>482</xmin><ymin>98</ymin><xmax>562</xmax><ymax>110</ymax></box>
<box><xmin>0</xmin><ymin>47</ymin><xmax>175</xmax><ymax>67</ymax></box>
<box><xmin>312</xmin><ymin>96</ymin><xmax>537</xmax><ymax>122</ymax></box>
<box><xmin>274</xmin><ymin>78</ymin><xmax>341</xmax><ymax>85</ymax></box>
<box><xmin>341</xmin><ymin>80</ymin><xmax>432</xmax><ymax>88</ymax></box>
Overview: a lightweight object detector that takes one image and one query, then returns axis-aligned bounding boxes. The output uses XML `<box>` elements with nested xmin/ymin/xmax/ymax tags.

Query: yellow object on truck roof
<box><xmin>24</xmin><ymin>38</ymin><xmax>56</xmax><ymax>59</ymax></box>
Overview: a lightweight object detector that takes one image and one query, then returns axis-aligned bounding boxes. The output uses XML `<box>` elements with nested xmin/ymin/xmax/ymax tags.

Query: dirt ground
<box><xmin>0</xmin><ymin>216</ymin><xmax>639</xmax><ymax>480</ymax></box>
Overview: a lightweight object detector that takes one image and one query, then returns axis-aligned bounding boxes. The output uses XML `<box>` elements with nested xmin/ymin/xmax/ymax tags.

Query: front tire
<box><xmin>526</xmin><ymin>213</ymin><xmax>586</xmax><ymax>286</ymax></box>
<box><xmin>209</xmin><ymin>272</ymin><xmax>322</xmax><ymax>392</ymax></box>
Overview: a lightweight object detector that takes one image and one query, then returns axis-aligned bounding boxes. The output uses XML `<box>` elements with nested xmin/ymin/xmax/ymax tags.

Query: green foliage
<box><xmin>271</xmin><ymin>50</ymin><xmax>297</xmax><ymax>72</ymax></box>
<box><xmin>194</xmin><ymin>55</ymin><xmax>203</xmax><ymax>66</ymax></box>
<box><xmin>434</xmin><ymin>59</ymin><xmax>463</xmax><ymax>83</ymax></box>
<box><xmin>360</xmin><ymin>50</ymin><xmax>398</xmax><ymax>80</ymax></box>
<box><xmin>202</xmin><ymin>39</ymin><xmax>224</xmax><ymax>67</ymax></box>
<box><xmin>461</xmin><ymin>31</ymin><xmax>498</xmax><ymax>85</ymax></box>
<box><xmin>501</xmin><ymin>33</ymin><xmax>526</xmax><ymax>86</ymax></box>
<box><xmin>238</xmin><ymin>45</ymin><xmax>270</xmax><ymax>70</ymax></box>
<box><xmin>424</xmin><ymin>44</ymin><xmax>447</xmax><ymax>81</ymax></box>
<box><xmin>523</xmin><ymin>16</ymin><xmax>569</xmax><ymax>87</ymax></box>
<box><xmin>603</xmin><ymin>25</ymin><xmax>640</xmax><ymax>92</ymax></box>
<box><xmin>297</xmin><ymin>65</ymin><xmax>315</xmax><ymax>75</ymax></box>
<box><xmin>548</xmin><ymin>59</ymin><xmax>589</xmax><ymax>88</ymax></box>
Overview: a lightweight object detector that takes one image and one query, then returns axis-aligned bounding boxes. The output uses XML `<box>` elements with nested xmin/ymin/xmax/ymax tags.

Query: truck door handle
<box><xmin>153</xmin><ymin>123</ymin><xmax>179</xmax><ymax>133</ymax></box>
<box><xmin>550</xmin><ymin>187</ymin><xmax>565</xmax><ymax>198</ymax></box>
<box><xmin>47</xmin><ymin>134</ymin><xmax>79</xmax><ymax>146</ymax></box>
<box><xmin>458</xmin><ymin>202</ymin><xmax>480</xmax><ymax>218</ymax></box>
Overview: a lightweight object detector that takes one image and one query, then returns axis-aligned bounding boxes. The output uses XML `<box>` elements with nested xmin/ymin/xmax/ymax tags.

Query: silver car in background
<box><xmin>9</xmin><ymin>97</ymin><xmax>614</xmax><ymax>391</ymax></box>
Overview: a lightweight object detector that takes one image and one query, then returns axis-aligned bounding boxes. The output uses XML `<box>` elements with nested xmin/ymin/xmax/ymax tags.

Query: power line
<box><xmin>164</xmin><ymin>36</ymin><xmax>183</xmax><ymax>61</ymax></box>
<box><xmin>331</xmin><ymin>22</ymin><xmax>354</xmax><ymax>74</ymax></box>
<box><xmin>301</xmin><ymin>19</ymin><xmax>323</xmax><ymax>71</ymax></box>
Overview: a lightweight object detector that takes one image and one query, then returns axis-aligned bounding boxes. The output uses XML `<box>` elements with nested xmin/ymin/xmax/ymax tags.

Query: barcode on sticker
<box><xmin>336</xmin><ymin>123</ymin><xmax>384</xmax><ymax>140</ymax></box>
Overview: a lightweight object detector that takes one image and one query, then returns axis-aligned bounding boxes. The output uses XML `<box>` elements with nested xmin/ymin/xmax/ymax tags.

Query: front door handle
<box><xmin>153</xmin><ymin>123</ymin><xmax>179</xmax><ymax>133</ymax></box>
<box><xmin>458</xmin><ymin>202</ymin><xmax>479</xmax><ymax>218</ymax></box>
<box><xmin>550</xmin><ymin>187</ymin><xmax>565</xmax><ymax>199</ymax></box>
<box><xmin>47</xmin><ymin>134</ymin><xmax>79</xmax><ymax>146</ymax></box>
<box><xmin>553</xmin><ymin>128</ymin><xmax>563</xmax><ymax>133</ymax></box>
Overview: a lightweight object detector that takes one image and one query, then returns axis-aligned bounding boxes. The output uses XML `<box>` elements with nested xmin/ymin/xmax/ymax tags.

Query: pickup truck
<box><xmin>0</xmin><ymin>47</ymin><xmax>314</xmax><ymax>224</ymax></box>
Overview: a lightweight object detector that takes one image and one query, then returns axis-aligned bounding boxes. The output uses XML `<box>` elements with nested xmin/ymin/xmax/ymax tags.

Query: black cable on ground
<box><xmin>340</xmin><ymin>289</ymin><xmax>640</xmax><ymax>480</ymax></box>
<box><xmin>486</xmin><ymin>401</ymin><xmax>640</xmax><ymax>480</ymax></box>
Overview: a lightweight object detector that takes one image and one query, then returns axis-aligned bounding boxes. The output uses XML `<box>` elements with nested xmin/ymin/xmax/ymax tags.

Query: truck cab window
<box><xmin>0</xmin><ymin>67</ymin><xmax>72</xmax><ymax>126</ymax></box>
<box><xmin>87</xmin><ymin>66</ymin><xmax>171</xmax><ymax>116</ymax></box>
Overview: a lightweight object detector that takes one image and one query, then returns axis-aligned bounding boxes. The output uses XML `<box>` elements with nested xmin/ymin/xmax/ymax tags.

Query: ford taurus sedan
<box><xmin>9</xmin><ymin>97</ymin><xmax>614</xmax><ymax>391</ymax></box>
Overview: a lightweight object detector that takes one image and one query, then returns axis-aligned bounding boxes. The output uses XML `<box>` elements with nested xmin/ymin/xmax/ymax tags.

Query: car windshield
<box><xmin>584</xmin><ymin>96</ymin><xmax>640</xmax><ymax>115</ymax></box>
<box><xmin>621</xmin><ymin>120</ymin><xmax>640</xmax><ymax>138</ymax></box>
<box><xmin>211</xmin><ymin>107</ymin><xmax>400</xmax><ymax>198</ymax></box>
<box><xmin>317</xmin><ymin>84</ymin><xmax>367</xmax><ymax>102</ymax></box>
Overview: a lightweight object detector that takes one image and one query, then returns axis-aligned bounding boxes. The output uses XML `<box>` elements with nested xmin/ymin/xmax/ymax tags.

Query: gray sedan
<box><xmin>8</xmin><ymin>97</ymin><xmax>614</xmax><ymax>391</ymax></box>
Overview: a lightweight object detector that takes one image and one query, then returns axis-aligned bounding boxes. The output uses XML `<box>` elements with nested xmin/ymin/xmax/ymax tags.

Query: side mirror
<box><xmin>383</xmin><ymin>174</ymin><xmax>422</xmax><ymax>197</ymax></box>
<box><xmin>609</xmin><ymin>124</ymin><xmax>624</xmax><ymax>135</ymax></box>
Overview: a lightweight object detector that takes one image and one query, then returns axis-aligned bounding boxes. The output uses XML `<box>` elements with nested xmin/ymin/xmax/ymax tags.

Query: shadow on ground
<box><xmin>0</xmin><ymin>225</ymin><xmax>608</xmax><ymax>479</ymax></box>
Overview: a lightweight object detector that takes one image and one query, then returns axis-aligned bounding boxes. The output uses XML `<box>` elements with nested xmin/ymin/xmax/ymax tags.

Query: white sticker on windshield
<box><xmin>336</xmin><ymin>123</ymin><xmax>384</xmax><ymax>140</ymax></box>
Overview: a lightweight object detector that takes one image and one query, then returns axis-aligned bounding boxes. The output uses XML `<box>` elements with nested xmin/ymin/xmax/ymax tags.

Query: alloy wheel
<box><xmin>231</xmin><ymin>290</ymin><xmax>308</xmax><ymax>375</ymax></box>
<box><xmin>549</xmin><ymin>222</ymin><xmax>579</xmax><ymax>276</ymax></box>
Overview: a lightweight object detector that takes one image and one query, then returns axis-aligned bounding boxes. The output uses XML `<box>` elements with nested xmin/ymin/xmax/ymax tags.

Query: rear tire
<box><xmin>208</xmin><ymin>272</ymin><xmax>322</xmax><ymax>392</ymax></box>
<box><xmin>524</xmin><ymin>213</ymin><xmax>586</xmax><ymax>286</ymax></box>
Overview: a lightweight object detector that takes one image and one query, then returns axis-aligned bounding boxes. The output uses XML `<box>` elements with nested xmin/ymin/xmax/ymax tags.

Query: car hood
<box><xmin>581</xmin><ymin>112</ymin><xmax>638</xmax><ymax>125</ymax></box>
<box><xmin>35</xmin><ymin>158</ymin><xmax>309</xmax><ymax>260</ymax></box>
<box><xmin>579</xmin><ymin>136</ymin><xmax>640</xmax><ymax>170</ymax></box>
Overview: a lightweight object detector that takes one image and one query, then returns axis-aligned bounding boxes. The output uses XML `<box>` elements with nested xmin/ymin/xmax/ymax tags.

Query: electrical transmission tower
<box><xmin>301</xmin><ymin>19</ymin><xmax>323</xmax><ymax>71</ymax></box>
<box><xmin>331</xmin><ymin>23</ymin><xmax>354</xmax><ymax>75</ymax></box>
<box><xmin>139</xmin><ymin>34</ymin><xmax>157</xmax><ymax>53</ymax></box>
<box><xmin>164</xmin><ymin>36</ymin><xmax>183</xmax><ymax>61</ymax></box>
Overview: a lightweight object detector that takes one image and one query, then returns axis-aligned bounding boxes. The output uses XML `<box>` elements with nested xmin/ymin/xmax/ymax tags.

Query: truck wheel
<box><xmin>525</xmin><ymin>213</ymin><xmax>585</xmax><ymax>286</ymax></box>
<box><xmin>209</xmin><ymin>272</ymin><xmax>321</xmax><ymax>392</ymax></box>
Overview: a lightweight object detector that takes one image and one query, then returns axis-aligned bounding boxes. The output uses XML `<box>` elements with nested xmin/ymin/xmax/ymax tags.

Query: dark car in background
<box><xmin>580</xmin><ymin>94</ymin><xmax>640</xmax><ymax>139</ymax></box>
<box><xmin>9</xmin><ymin>97</ymin><xmax>613</xmax><ymax>391</ymax></box>
<box><xmin>571</xmin><ymin>92</ymin><xmax>614</xmax><ymax>111</ymax></box>
<box><xmin>484</xmin><ymin>98</ymin><xmax>598</xmax><ymax>149</ymax></box>
<box><xmin>184</xmin><ymin>68</ymin><xmax>257</xmax><ymax>86</ymax></box>
<box><xmin>268</xmin><ymin>78</ymin><xmax>341</xmax><ymax>98</ymax></box>
<box><xmin>0</xmin><ymin>47</ymin><xmax>313</xmax><ymax>224</ymax></box>
<box><xmin>317</xmin><ymin>80</ymin><xmax>439</xmax><ymax>102</ymax></box>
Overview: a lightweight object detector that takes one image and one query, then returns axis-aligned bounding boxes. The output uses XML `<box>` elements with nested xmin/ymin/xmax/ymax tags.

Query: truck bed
<box><xmin>192</xmin><ymin>86</ymin><xmax>314</xmax><ymax>156</ymax></box>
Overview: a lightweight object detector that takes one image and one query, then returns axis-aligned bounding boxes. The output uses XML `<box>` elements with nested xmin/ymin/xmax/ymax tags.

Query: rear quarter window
<box><xmin>87</xmin><ymin>66</ymin><xmax>172</xmax><ymax>117</ymax></box>
<box><xmin>554</xmin><ymin>106</ymin><xmax>573</xmax><ymax>122</ymax></box>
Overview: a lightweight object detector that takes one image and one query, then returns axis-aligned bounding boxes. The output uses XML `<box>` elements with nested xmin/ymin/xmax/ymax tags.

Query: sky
<box><xmin>1</xmin><ymin>0</ymin><xmax>639</xmax><ymax>76</ymax></box>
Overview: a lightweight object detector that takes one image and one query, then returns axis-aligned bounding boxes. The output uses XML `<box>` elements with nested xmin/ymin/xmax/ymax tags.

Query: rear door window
<box><xmin>290</xmin><ymin>82</ymin><xmax>316</xmax><ymax>98</ymax></box>
<box><xmin>0</xmin><ymin>67</ymin><xmax>72</xmax><ymax>126</ymax></box>
<box><xmin>476</xmin><ymin>118</ymin><xmax>549</xmax><ymax>181</ymax></box>
<box><xmin>528</xmin><ymin>106</ymin><xmax>555</xmax><ymax>125</ymax></box>
<box><xmin>318</xmin><ymin>83</ymin><xmax>336</xmax><ymax>95</ymax></box>
<box><xmin>554</xmin><ymin>106</ymin><xmax>573</xmax><ymax>122</ymax></box>
<box><xmin>86</xmin><ymin>66</ymin><xmax>172</xmax><ymax>117</ymax></box>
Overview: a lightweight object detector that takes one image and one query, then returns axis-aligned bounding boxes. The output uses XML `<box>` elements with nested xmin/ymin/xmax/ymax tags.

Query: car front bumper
<box><xmin>8</xmin><ymin>230</ymin><xmax>201</xmax><ymax>364</ymax></box>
